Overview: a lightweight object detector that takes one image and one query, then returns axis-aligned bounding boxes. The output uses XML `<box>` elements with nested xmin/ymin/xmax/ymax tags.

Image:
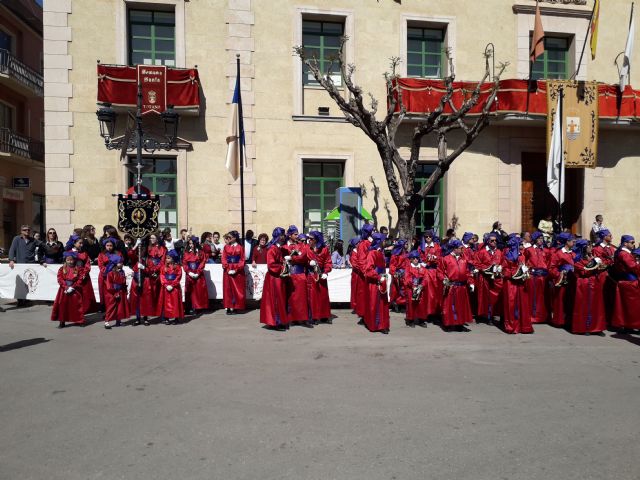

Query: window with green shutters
<box><xmin>128</xmin><ymin>157</ymin><xmax>178</xmax><ymax>237</ymax></box>
<box><xmin>302</xmin><ymin>20</ymin><xmax>344</xmax><ymax>86</ymax></box>
<box><xmin>414</xmin><ymin>164</ymin><xmax>444</xmax><ymax>237</ymax></box>
<box><xmin>303</xmin><ymin>162</ymin><xmax>344</xmax><ymax>232</ymax></box>
<box><xmin>531</xmin><ymin>36</ymin><xmax>570</xmax><ymax>80</ymax></box>
<box><xmin>407</xmin><ymin>27</ymin><xmax>446</xmax><ymax>78</ymax></box>
<box><xmin>128</xmin><ymin>9</ymin><xmax>176</xmax><ymax>67</ymax></box>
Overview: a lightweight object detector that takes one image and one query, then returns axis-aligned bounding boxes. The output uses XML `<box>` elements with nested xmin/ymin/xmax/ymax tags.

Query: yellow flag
<box><xmin>590</xmin><ymin>0</ymin><xmax>600</xmax><ymax>60</ymax></box>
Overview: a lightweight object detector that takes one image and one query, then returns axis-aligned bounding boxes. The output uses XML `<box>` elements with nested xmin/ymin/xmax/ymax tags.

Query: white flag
<box><xmin>225</xmin><ymin>73</ymin><xmax>246</xmax><ymax>180</ymax></box>
<box><xmin>547</xmin><ymin>96</ymin><xmax>565</xmax><ymax>204</ymax></box>
<box><xmin>620</xmin><ymin>5</ymin><xmax>636</xmax><ymax>92</ymax></box>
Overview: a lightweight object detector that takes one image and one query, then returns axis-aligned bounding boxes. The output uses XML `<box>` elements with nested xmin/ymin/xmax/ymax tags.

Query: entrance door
<box><xmin>521</xmin><ymin>152</ymin><xmax>583</xmax><ymax>234</ymax></box>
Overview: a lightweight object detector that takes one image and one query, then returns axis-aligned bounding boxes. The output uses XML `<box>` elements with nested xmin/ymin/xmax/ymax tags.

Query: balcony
<box><xmin>0</xmin><ymin>128</ymin><xmax>44</xmax><ymax>163</ymax></box>
<box><xmin>0</xmin><ymin>49</ymin><xmax>44</xmax><ymax>97</ymax></box>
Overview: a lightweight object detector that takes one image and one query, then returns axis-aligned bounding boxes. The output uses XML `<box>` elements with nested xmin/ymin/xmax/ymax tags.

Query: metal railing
<box><xmin>0</xmin><ymin>48</ymin><xmax>44</xmax><ymax>97</ymax></box>
<box><xmin>0</xmin><ymin>128</ymin><xmax>44</xmax><ymax>162</ymax></box>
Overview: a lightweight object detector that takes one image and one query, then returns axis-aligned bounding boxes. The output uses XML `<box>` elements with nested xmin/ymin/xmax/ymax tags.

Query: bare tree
<box><xmin>294</xmin><ymin>38</ymin><xmax>508</xmax><ymax>239</ymax></box>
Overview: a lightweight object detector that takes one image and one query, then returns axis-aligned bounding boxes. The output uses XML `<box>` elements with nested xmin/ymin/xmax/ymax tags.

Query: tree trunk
<box><xmin>395</xmin><ymin>207</ymin><xmax>416</xmax><ymax>240</ymax></box>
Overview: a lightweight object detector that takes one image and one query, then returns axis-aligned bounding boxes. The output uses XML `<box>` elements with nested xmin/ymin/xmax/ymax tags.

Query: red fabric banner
<box><xmin>137</xmin><ymin>65</ymin><xmax>166</xmax><ymax>115</ymax></box>
<box><xmin>391</xmin><ymin>78</ymin><xmax>640</xmax><ymax>119</ymax></box>
<box><xmin>97</xmin><ymin>64</ymin><xmax>200</xmax><ymax>112</ymax></box>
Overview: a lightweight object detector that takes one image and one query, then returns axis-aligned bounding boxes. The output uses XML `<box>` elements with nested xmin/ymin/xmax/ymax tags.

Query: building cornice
<box><xmin>513</xmin><ymin>3</ymin><xmax>592</xmax><ymax>19</ymax></box>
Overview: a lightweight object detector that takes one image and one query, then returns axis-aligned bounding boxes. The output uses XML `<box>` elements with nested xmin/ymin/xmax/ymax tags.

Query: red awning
<box><xmin>391</xmin><ymin>78</ymin><xmax>640</xmax><ymax>120</ymax></box>
<box><xmin>97</xmin><ymin>64</ymin><xmax>201</xmax><ymax>114</ymax></box>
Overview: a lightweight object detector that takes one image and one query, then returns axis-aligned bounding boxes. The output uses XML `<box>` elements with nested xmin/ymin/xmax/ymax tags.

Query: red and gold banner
<box><xmin>97</xmin><ymin>64</ymin><xmax>201</xmax><ymax>113</ymax></box>
<box><xmin>137</xmin><ymin>65</ymin><xmax>166</xmax><ymax>115</ymax></box>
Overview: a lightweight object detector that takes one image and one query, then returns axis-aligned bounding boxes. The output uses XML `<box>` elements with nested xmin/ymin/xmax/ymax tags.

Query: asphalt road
<box><xmin>0</xmin><ymin>303</ymin><xmax>639</xmax><ymax>480</ymax></box>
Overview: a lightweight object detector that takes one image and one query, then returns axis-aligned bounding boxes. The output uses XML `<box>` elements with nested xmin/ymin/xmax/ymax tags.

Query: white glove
<box><xmin>379</xmin><ymin>275</ymin><xmax>386</xmax><ymax>282</ymax></box>
<box><xmin>188</xmin><ymin>272</ymin><xmax>197</xmax><ymax>279</ymax></box>
<box><xmin>137</xmin><ymin>262</ymin><xmax>145</xmax><ymax>270</ymax></box>
<box><xmin>65</xmin><ymin>287</ymin><xmax>74</xmax><ymax>294</ymax></box>
<box><xmin>134</xmin><ymin>238</ymin><xmax>142</xmax><ymax>247</ymax></box>
<box><xmin>229</xmin><ymin>269</ymin><xmax>236</xmax><ymax>275</ymax></box>
<box><xmin>420</xmin><ymin>262</ymin><xmax>427</xmax><ymax>268</ymax></box>
<box><xmin>472</xmin><ymin>269</ymin><xmax>479</xmax><ymax>274</ymax></box>
<box><xmin>166</xmin><ymin>285</ymin><xmax>173</xmax><ymax>292</ymax></box>
<box><xmin>284</xmin><ymin>256</ymin><xmax>292</xmax><ymax>261</ymax></box>
<box><xmin>496</xmin><ymin>265</ymin><xmax>503</xmax><ymax>273</ymax></box>
<box><xmin>469</xmin><ymin>284</ymin><xmax>475</xmax><ymax>292</ymax></box>
<box><xmin>522</xmin><ymin>266</ymin><xmax>529</xmax><ymax>273</ymax></box>
<box><xmin>594</xmin><ymin>257</ymin><xmax>602</xmax><ymax>264</ymax></box>
<box><xmin>321</xmin><ymin>273</ymin><xmax>328</xmax><ymax>280</ymax></box>
<box><xmin>309</xmin><ymin>260</ymin><xmax>317</xmax><ymax>267</ymax></box>
<box><xmin>353</xmin><ymin>248</ymin><xmax>357</xmax><ymax>253</ymax></box>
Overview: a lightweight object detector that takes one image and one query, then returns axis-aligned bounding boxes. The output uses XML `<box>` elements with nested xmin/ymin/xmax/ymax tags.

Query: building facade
<box><xmin>44</xmin><ymin>0</ymin><xmax>640</xmax><ymax>241</ymax></box>
<box><xmin>0</xmin><ymin>0</ymin><xmax>44</xmax><ymax>248</ymax></box>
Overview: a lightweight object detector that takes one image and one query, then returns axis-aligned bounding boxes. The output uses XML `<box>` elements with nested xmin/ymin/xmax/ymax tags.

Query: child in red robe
<box><xmin>182</xmin><ymin>236</ymin><xmax>209</xmax><ymax>313</ymax></box>
<box><xmin>363</xmin><ymin>233</ymin><xmax>390</xmax><ymax>334</ymax></box>
<box><xmin>549</xmin><ymin>233</ymin><xmax>576</xmax><ymax>327</ymax></box>
<box><xmin>67</xmin><ymin>234</ymin><xmax>97</xmax><ymax>314</ymax></box>
<box><xmin>51</xmin><ymin>251</ymin><xmax>85</xmax><ymax>328</ymax></box>
<box><xmin>306</xmin><ymin>231</ymin><xmax>332</xmax><ymax>324</ymax></box>
<box><xmin>222</xmin><ymin>230</ymin><xmax>246</xmax><ymax>314</ymax></box>
<box><xmin>104</xmin><ymin>256</ymin><xmax>129</xmax><ymax>329</ymax></box>
<box><xmin>438</xmin><ymin>240</ymin><xmax>474</xmax><ymax>331</ymax></box>
<box><xmin>97</xmin><ymin>237</ymin><xmax>122</xmax><ymax>308</ymax></box>
<box><xmin>500</xmin><ymin>238</ymin><xmax>534</xmax><ymax>334</ymax></box>
<box><xmin>389</xmin><ymin>239</ymin><xmax>408</xmax><ymax>313</ymax></box>
<box><xmin>159</xmin><ymin>250</ymin><xmax>184</xmax><ymax>324</ymax></box>
<box><xmin>404</xmin><ymin>250</ymin><xmax>427</xmax><ymax>327</ymax></box>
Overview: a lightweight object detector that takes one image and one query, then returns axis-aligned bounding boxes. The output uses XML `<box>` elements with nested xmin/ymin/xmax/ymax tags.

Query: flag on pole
<box><xmin>620</xmin><ymin>3</ymin><xmax>636</xmax><ymax>92</ymax></box>
<box><xmin>590</xmin><ymin>0</ymin><xmax>601</xmax><ymax>60</ymax></box>
<box><xmin>225</xmin><ymin>71</ymin><xmax>246</xmax><ymax>181</ymax></box>
<box><xmin>547</xmin><ymin>95</ymin><xmax>565</xmax><ymax>204</ymax></box>
<box><xmin>530</xmin><ymin>1</ymin><xmax>546</xmax><ymax>62</ymax></box>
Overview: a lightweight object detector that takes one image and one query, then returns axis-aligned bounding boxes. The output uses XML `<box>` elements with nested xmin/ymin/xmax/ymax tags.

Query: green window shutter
<box><xmin>302</xmin><ymin>162</ymin><xmax>344</xmax><ymax>233</ymax></box>
<box><xmin>407</xmin><ymin>27</ymin><xmax>445</xmax><ymax>79</ymax></box>
<box><xmin>413</xmin><ymin>164</ymin><xmax>444</xmax><ymax>237</ymax></box>
<box><xmin>129</xmin><ymin>9</ymin><xmax>176</xmax><ymax>66</ymax></box>
<box><xmin>531</xmin><ymin>36</ymin><xmax>569</xmax><ymax>80</ymax></box>
<box><xmin>302</xmin><ymin>20</ymin><xmax>344</xmax><ymax>86</ymax></box>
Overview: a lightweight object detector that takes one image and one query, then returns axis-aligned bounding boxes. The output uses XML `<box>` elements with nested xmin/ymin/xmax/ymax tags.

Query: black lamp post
<box><xmin>96</xmin><ymin>103</ymin><xmax>116</xmax><ymax>143</ymax></box>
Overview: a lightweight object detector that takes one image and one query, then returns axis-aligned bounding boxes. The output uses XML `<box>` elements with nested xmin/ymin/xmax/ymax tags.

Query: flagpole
<box><xmin>558</xmin><ymin>87</ymin><xmax>564</xmax><ymax>231</ymax></box>
<box><xmin>572</xmin><ymin>0</ymin><xmax>598</xmax><ymax>79</ymax></box>
<box><xmin>236</xmin><ymin>54</ymin><xmax>246</xmax><ymax>243</ymax></box>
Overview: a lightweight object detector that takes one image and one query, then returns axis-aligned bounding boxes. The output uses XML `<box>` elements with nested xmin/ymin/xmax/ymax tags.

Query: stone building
<box><xmin>43</xmin><ymin>0</ymin><xmax>640</xmax><ymax>241</ymax></box>
<box><xmin>0</xmin><ymin>0</ymin><xmax>44</xmax><ymax>248</ymax></box>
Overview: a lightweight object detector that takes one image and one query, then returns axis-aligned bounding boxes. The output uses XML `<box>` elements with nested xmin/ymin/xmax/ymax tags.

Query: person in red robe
<box><xmin>354</xmin><ymin>224</ymin><xmax>374</xmax><ymax>323</ymax></box>
<box><xmin>474</xmin><ymin>233</ymin><xmax>504</xmax><ymax>323</ymax></box>
<box><xmin>158</xmin><ymin>250</ymin><xmax>184</xmax><ymax>324</ymax></box>
<box><xmin>592</xmin><ymin>229</ymin><xmax>617</xmax><ymax>320</ymax></box>
<box><xmin>571</xmin><ymin>239</ymin><xmax>607</xmax><ymax>335</ymax></box>
<box><xmin>524</xmin><ymin>232</ymin><xmax>551</xmax><ymax>324</ymax></box>
<box><xmin>221</xmin><ymin>230</ymin><xmax>246</xmax><ymax>314</ymax></box>
<box><xmin>97</xmin><ymin>237</ymin><xmax>122</xmax><ymax>309</ymax></box>
<box><xmin>147</xmin><ymin>232</ymin><xmax>167</xmax><ymax>316</ymax></box>
<box><xmin>404</xmin><ymin>250</ymin><xmax>427</xmax><ymax>327</ymax></box>
<box><xmin>611</xmin><ymin>235</ymin><xmax>640</xmax><ymax>332</ymax></box>
<box><xmin>67</xmin><ymin>234</ymin><xmax>98</xmax><ymax>315</ymax></box>
<box><xmin>461</xmin><ymin>232</ymin><xmax>478</xmax><ymax>315</ymax></box>
<box><xmin>549</xmin><ymin>233</ymin><xmax>576</xmax><ymax>328</ymax></box>
<box><xmin>104</xmin><ymin>256</ymin><xmax>130</xmax><ymax>329</ymax></box>
<box><xmin>282</xmin><ymin>225</ymin><xmax>313</xmax><ymax>327</ymax></box>
<box><xmin>51</xmin><ymin>252</ymin><xmax>85</xmax><ymax>328</ymax></box>
<box><xmin>128</xmin><ymin>242</ymin><xmax>157</xmax><ymax>325</ymax></box>
<box><xmin>182</xmin><ymin>236</ymin><xmax>209</xmax><ymax>313</ymax></box>
<box><xmin>389</xmin><ymin>239</ymin><xmax>408</xmax><ymax>312</ymax></box>
<box><xmin>438</xmin><ymin>239</ymin><xmax>474</xmax><ymax>331</ymax></box>
<box><xmin>260</xmin><ymin>227</ymin><xmax>289</xmax><ymax>330</ymax></box>
<box><xmin>347</xmin><ymin>238</ymin><xmax>360</xmax><ymax>312</ymax></box>
<box><xmin>500</xmin><ymin>237</ymin><xmax>534</xmax><ymax>334</ymax></box>
<box><xmin>306</xmin><ymin>231</ymin><xmax>332</xmax><ymax>324</ymax></box>
<box><xmin>363</xmin><ymin>233</ymin><xmax>390</xmax><ymax>334</ymax></box>
<box><xmin>419</xmin><ymin>230</ymin><xmax>443</xmax><ymax>321</ymax></box>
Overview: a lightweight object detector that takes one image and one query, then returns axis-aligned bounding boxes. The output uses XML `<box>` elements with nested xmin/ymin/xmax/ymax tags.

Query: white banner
<box><xmin>0</xmin><ymin>264</ymin><xmax>357</xmax><ymax>303</ymax></box>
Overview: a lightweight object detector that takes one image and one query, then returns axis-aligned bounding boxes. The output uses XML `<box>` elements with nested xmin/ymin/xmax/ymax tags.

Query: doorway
<box><xmin>521</xmin><ymin>152</ymin><xmax>583</xmax><ymax>234</ymax></box>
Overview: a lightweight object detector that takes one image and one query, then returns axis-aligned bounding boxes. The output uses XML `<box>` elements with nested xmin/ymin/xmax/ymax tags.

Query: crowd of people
<box><xmin>6</xmin><ymin>216</ymin><xmax>640</xmax><ymax>336</ymax></box>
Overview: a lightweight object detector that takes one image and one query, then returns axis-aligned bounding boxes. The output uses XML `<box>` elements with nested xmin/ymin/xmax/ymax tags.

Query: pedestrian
<box><xmin>491</xmin><ymin>221</ymin><xmax>509</xmax><ymax>249</ymax></box>
<box><xmin>475</xmin><ymin>232</ymin><xmax>503</xmax><ymax>322</ymax></box>
<box><xmin>525</xmin><ymin>232</ymin><xmax>550</xmax><ymax>324</ymax></box>
<box><xmin>147</xmin><ymin>232</ymin><xmax>167</xmax><ymax>310</ymax></box>
<box><xmin>251</xmin><ymin>233</ymin><xmax>269</xmax><ymax>266</ymax></box>
<box><xmin>67</xmin><ymin>234</ymin><xmax>98</xmax><ymax>314</ymax></box>
<box><xmin>40</xmin><ymin>228</ymin><xmax>64</xmax><ymax>265</ymax></box>
<box><xmin>419</xmin><ymin>230</ymin><xmax>442</xmax><ymax>320</ymax></box>
<box><xmin>571</xmin><ymin>240</ymin><xmax>606</xmax><ymax>335</ymax></box>
<box><xmin>81</xmin><ymin>225</ymin><xmax>101</xmax><ymax>263</ymax></box>
<box><xmin>347</xmin><ymin>237</ymin><xmax>359</xmax><ymax>311</ymax></box>
<box><xmin>549</xmin><ymin>233</ymin><xmax>576</xmax><ymax>328</ymax></box>
<box><xmin>438</xmin><ymin>239</ymin><xmax>474</xmax><ymax>332</ymax></box>
<box><xmin>283</xmin><ymin>225</ymin><xmax>312</xmax><ymax>327</ymax></box>
<box><xmin>590</xmin><ymin>214</ymin><xmax>607</xmax><ymax>243</ymax></box>
<box><xmin>97</xmin><ymin>238</ymin><xmax>122</xmax><ymax>307</ymax></box>
<box><xmin>173</xmin><ymin>228</ymin><xmax>189</xmax><ymax>261</ymax></box>
<box><xmin>260</xmin><ymin>227</ymin><xmax>289</xmax><ymax>330</ymax></box>
<box><xmin>307</xmin><ymin>230</ymin><xmax>332</xmax><ymax>324</ymax></box>
<box><xmin>159</xmin><ymin>250</ymin><xmax>184</xmax><ymax>324</ymax></box>
<box><xmin>128</xmin><ymin>241</ymin><xmax>156</xmax><ymax>326</ymax></box>
<box><xmin>210</xmin><ymin>231</ymin><xmax>224</xmax><ymax>264</ymax></box>
<box><xmin>363</xmin><ymin>232</ymin><xmax>390</xmax><ymax>334</ymax></box>
<box><xmin>611</xmin><ymin>235</ymin><xmax>640</xmax><ymax>333</ymax></box>
<box><xmin>389</xmin><ymin>239</ymin><xmax>408</xmax><ymax>312</ymax></box>
<box><xmin>8</xmin><ymin>225</ymin><xmax>39</xmax><ymax>268</ymax></box>
<box><xmin>162</xmin><ymin>227</ymin><xmax>175</xmax><ymax>251</ymax></box>
<box><xmin>51</xmin><ymin>251</ymin><xmax>85</xmax><ymax>328</ymax></box>
<box><xmin>182</xmin><ymin>236</ymin><xmax>209</xmax><ymax>314</ymax></box>
<box><xmin>353</xmin><ymin>224</ymin><xmax>374</xmax><ymax>323</ymax></box>
<box><xmin>244</xmin><ymin>229</ymin><xmax>257</xmax><ymax>262</ymax></box>
<box><xmin>222</xmin><ymin>230</ymin><xmax>246</xmax><ymax>315</ymax></box>
<box><xmin>404</xmin><ymin>250</ymin><xmax>427</xmax><ymax>327</ymax></box>
<box><xmin>500</xmin><ymin>237</ymin><xmax>533</xmax><ymax>334</ymax></box>
<box><xmin>104</xmin><ymin>256</ymin><xmax>129</xmax><ymax>329</ymax></box>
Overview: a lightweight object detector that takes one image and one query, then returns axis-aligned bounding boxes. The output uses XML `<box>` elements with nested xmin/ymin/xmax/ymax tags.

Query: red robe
<box><xmin>572</xmin><ymin>257</ymin><xmax>607</xmax><ymax>333</ymax></box>
<box><xmin>307</xmin><ymin>246</ymin><xmax>332</xmax><ymax>320</ymax></box>
<box><xmin>419</xmin><ymin>243</ymin><xmax>442</xmax><ymax>316</ymax></box>
<box><xmin>222</xmin><ymin>243</ymin><xmax>246</xmax><ymax>310</ymax></box>
<box><xmin>159</xmin><ymin>263</ymin><xmax>184</xmax><ymax>319</ymax></box>
<box><xmin>475</xmin><ymin>246</ymin><xmax>504</xmax><ymax>318</ymax></box>
<box><xmin>438</xmin><ymin>254</ymin><xmax>474</xmax><ymax>327</ymax></box>
<box><xmin>349</xmin><ymin>245</ymin><xmax>360</xmax><ymax>311</ymax></box>
<box><xmin>355</xmin><ymin>240</ymin><xmax>372</xmax><ymax>318</ymax></box>
<box><xmin>524</xmin><ymin>245</ymin><xmax>551</xmax><ymax>323</ymax></box>
<box><xmin>611</xmin><ymin>249</ymin><xmax>640</xmax><ymax>329</ymax></box>
<box><xmin>364</xmin><ymin>249</ymin><xmax>390</xmax><ymax>332</ymax></box>
<box><xmin>283</xmin><ymin>242</ymin><xmax>310</xmax><ymax>322</ymax></box>
<box><xmin>462</xmin><ymin>245</ymin><xmax>477</xmax><ymax>314</ymax></box>
<box><xmin>501</xmin><ymin>255</ymin><xmax>534</xmax><ymax>334</ymax></box>
<box><xmin>128</xmin><ymin>250</ymin><xmax>159</xmax><ymax>317</ymax></box>
<box><xmin>260</xmin><ymin>244</ymin><xmax>289</xmax><ymax>327</ymax></box>
<box><xmin>147</xmin><ymin>244</ymin><xmax>167</xmax><ymax>311</ymax></box>
<box><xmin>389</xmin><ymin>254</ymin><xmax>408</xmax><ymax>306</ymax></box>
<box><xmin>549</xmin><ymin>248</ymin><xmax>575</xmax><ymax>327</ymax></box>
<box><xmin>252</xmin><ymin>245</ymin><xmax>268</xmax><ymax>264</ymax></box>
<box><xmin>51</xmin><ymin>265</ymin><xmax>85</xmax><ymax>324</ymax></box>
<box><xmin>105</xmin><ymin>269</ymin><xmax>130</xmax><ymax>321</ymax></box>
<box><xmin>73</xmin><ymin>250</ymin><xmax>97</xmax><ymax>314</ymax></box>
<box><xmin>404</xmin><ymin>263</ymin><xmax>427</xmax><ymax>321</ymax></box>
<box><xmin>97</xmin><ymin>252</ymin><xmax>109</xmax><ymax>305</ymax></box>
<box><xmin>593</xmin><ymin>242</ymin><xmax>617</xmax><ymax>319</ymax></box>
<box><xmin>183</xmin><ymin>250</ymin><xmax>209</xmax><ymax>310</ymax></box>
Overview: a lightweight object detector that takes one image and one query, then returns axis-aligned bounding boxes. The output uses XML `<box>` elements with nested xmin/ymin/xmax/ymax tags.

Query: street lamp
<box><xmin>161</xmin><ymin>105</ymin><xmax>179</xmax><ymax>144</ymax></box>
<box><xmin>96</xmin><ymin>103</ymin><xmax>116</xmax><ymax>143</ymax></box>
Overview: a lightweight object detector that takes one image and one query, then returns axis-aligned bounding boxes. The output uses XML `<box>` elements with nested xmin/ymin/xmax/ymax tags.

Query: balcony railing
<box><xmin>0</xmin><ymin>128</ymin><xmax>44</xmax><ymax>162</ymax></box>
<box><xmin>0</xmin><ymin>48</ymin><xmax>44</xmax><ymax>97</ymax></box>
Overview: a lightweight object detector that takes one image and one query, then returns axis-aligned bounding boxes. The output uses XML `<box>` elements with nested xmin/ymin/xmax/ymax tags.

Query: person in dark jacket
<box><xmin>40</xmin><ymin>228</ymin><xmax>65</xmax><ymax>265</ymax></box>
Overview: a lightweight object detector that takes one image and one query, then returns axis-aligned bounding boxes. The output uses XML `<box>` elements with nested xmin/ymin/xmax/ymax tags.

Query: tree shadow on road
<box><xmin>0</xmin><ymin>337</ymin><xmax>50</xmax><ymax>352</ymax></box>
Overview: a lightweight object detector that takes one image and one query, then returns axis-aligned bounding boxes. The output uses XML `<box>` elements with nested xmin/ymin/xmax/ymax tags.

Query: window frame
<box><xmin>0</xmin><ymin>100</ymin><xmax>15</xmax><ymax>130</ymax></box>
<box><xmin>302</xmin><ymin>162</ymin><xmax>345</xmax><ymax>233</ymax></box>
<box><xmin>530</xmin><ymin>35</ymin><xmax>571</xmax><ymax>80</ymax></box>
<box><xmin>413</xmin><ymin>163</ymin><xmax>444</xmax><ymax>237</ymax></box>
<box><xmin>127</xmin><ymin>8</ymin><xmax>176</xmax><ymax>67</ymax></box>
<box><xmin>301</xmin><ymin>19</ymin><xmax>345</xmax><ymax>87</ymax></box>
<box><xmin>406</xmin><ymin>26</ymin><xmax>446</xmax><ymax>79</ymax></box>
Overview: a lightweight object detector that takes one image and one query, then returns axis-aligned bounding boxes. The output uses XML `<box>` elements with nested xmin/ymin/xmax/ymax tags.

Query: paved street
<box><xmin>0</xmin><ymin>303</ymin><xmax>639</xmax><ymax>480</ymax></box>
